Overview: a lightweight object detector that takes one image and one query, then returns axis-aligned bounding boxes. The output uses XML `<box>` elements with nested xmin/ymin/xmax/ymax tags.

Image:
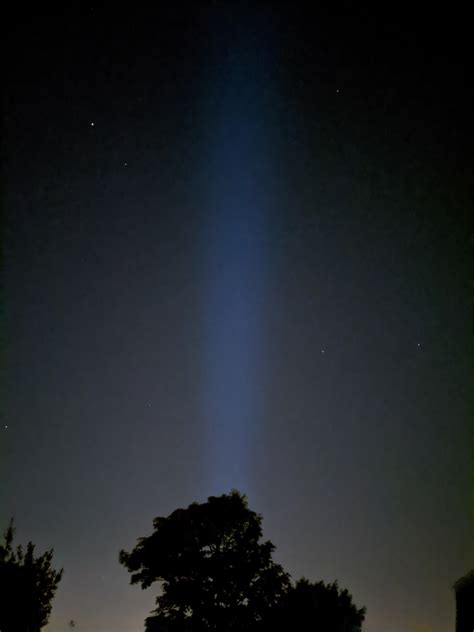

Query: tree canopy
<box><xmin>0</xmin><ymin>520</ymin><xmax>63</xmax><ymax>632</ymax></box>
<box><xmin>261</xmin><ymin>577</ymin><xmax>366</xmax><ymax>631</ymax></box>
<box><xmin>120</xmin><ymin>490</ymin><xmax>366</xmax><ymax>632</ymax></box>
<box><xmin>120</xmin><ymin>490</ymin><xmax>290</xmax><ymax>631</ymax></box>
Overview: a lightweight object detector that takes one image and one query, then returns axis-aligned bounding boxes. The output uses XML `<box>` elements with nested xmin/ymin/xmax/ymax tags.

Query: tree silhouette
<box><xmin>0</xmin><ymin>519</ymin><xmax>63</xmax><ymax>632</ymax></box>
<box><xmin>119</xmin><ymin>490</ymin><xmax>290</xmax><ymax>631</ymax></box>
<box><xmin>120</xmin><ymin>490</ymin><xmax>367</xmax><ymax>631</ymax></box>
<box><xmin>261</xmin><ymin>577</ymin><xmax>366</xmax><ymax>632</ymax></box>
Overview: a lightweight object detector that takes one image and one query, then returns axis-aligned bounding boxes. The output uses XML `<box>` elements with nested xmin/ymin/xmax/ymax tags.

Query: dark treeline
<box><xmin>1</xmin><ymin>490</ymin><xmax>366</xmax><ymax>631</ymax></box>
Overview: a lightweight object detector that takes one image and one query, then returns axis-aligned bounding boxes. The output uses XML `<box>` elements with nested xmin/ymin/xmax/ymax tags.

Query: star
<box><xmin>123</xmin><ymin>161</ymin><xmax>128</xmax><ymax>167</ymax></box>
<box><xmin>4</xmin><ymin>425</ymin><xmax>8</xmax><ymax>429</ymax></box>
<box><xmin>321</xmin><ymin>349</ymin><xmax>326</xmax><ymax>354</ymax></box>
<box><xmin>90</xmin><ymin>122</ymin><xmax>95</xmax><ymax>127</ymax></box>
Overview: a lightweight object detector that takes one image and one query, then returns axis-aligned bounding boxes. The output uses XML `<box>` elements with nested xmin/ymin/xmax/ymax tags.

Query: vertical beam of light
<box><xmin>200</xmin><ymin>14</ymin><xmax>276</xmax><ymax>494</ymax></box>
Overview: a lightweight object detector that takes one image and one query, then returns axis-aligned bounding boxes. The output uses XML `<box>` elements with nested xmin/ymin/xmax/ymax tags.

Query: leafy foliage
<box><xmin>120</xmin><ymin>490</ymin><xmax>290</xmax><ymax>631</ymax></box>
<box><xmin>121</xmin><ymin>490</ymin><xmax>367</xmax><ymax>631</ymax></box>
<box><xmin>262</xmin><ymin>576</ymin><xmax>366</xmax><ymax>632</ymax></box>
<box><xmin>0</xmin><ymin>520</ymin><xmax>63</xmax><ymax>632</ymax></box>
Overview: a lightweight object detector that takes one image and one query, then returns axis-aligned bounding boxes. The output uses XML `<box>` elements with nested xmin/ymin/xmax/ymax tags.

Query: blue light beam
<box><xmin>200</xmin><ymin>17</ymin><xmax>277</xmax><ymax>494</ymax></box>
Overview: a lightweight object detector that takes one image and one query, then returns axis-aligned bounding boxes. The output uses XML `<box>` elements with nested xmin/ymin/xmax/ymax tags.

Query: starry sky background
<box><xmin>2</xmin><ymin>4</ymin><xmax>472</xmax><ymax>632</ymax></box>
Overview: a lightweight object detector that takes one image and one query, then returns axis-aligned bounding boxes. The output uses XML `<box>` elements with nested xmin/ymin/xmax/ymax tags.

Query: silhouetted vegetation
<box><xmin>120</xmin><ymin>490</ymin><xmax>366</xmax><ymax>631</ymax></box>
<box><xmin>261</xmin><ymin>577</ymin><xmax>366</xmax><ymax>631</ymax></box>
<box><xmin>0</xmin><ymin>520</ymin><xmax>63</xmax><ymax>632</ymax></box>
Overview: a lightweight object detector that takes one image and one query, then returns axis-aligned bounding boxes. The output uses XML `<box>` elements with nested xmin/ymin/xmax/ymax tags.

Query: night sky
<box><xmin>2</xmin><ymin>4</ymin><xmax>472</xmax><ymax>632</ymax></box>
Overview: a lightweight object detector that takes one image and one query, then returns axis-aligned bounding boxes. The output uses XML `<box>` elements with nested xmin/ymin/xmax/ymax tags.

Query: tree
<box><xmin>0</xmin><ymin>519</ymin><xmax>63</xmax><ymax>632</ymax></box>
<box><xmin>121</xmin><ymin>490</ymin><xmax>368</xmax><ymax>631</ymax></box>
<box><xmin>119</xmin><ymin>490</ymin><xmax>290</xmax><ymax>631</ymax></box>
<box><xmin>262</xmin><ymin>577</ymin><xmax>366</xmax><ymax>632</ymax></box>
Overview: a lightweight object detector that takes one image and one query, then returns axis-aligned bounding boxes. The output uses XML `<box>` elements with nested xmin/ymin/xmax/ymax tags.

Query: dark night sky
<box><xmin>2</xmin><ymin>4</ymin><xmax>472</xmax><ymax>631</ymax></box>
